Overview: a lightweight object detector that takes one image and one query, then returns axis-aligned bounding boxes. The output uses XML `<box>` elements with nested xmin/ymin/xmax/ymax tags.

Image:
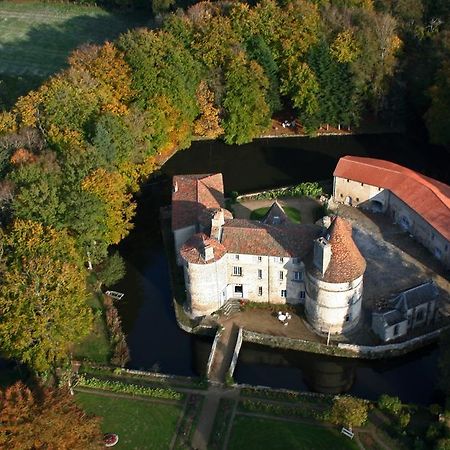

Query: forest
<box><xmin>0</xmin><ymin>0</ymin><xmax>449</xmax><ymax>374</ymax></box>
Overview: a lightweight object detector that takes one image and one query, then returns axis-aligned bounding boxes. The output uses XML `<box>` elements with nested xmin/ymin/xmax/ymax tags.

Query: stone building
<box><xmin>372</xmin><ymin>281</ymin><xmax>439</xmax><ymax>342</ymax></box>
<box><xmin>172</xmin><ymin>174</ymin><xmax>367</xmax><ymax>335</ymax></box>
<box><xmin>333</xmin><ymin>156</ymin><xmax>450</xmax><ymax>268</ymax></box>
<box><xmin>304</xmin><ymin>217</ymin><xmax>366</xmax><ymax>334</ymax></box>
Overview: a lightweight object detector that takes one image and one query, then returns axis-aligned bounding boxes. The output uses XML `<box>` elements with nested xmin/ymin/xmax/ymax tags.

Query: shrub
<box><xmin>77</xmin><ymin>375</ymin><xmax>183</xmax><ymax>400</ymax></box>
<box><xmin>436</xmin><ymin>438</ymin><xmax>450</xmax><ymax>450</ymax></box>
<box><xmin>398</xmin><ymin>411</ymin><xmax>410</xmax><ymax>429</ymax></box>
<box><xmin>329</xmin><ymin>396</ymin><xmax>369</xmax><ymax>428</ymax></box>
<box><xmin>379</xmin><ymin>394</ymin><xmax>403</xmax><ymax>416</ymax></box>
<box><xmin>430</xmin><ymin>404</ymin><xmax>443</xmax><ymax>416</ymax></box>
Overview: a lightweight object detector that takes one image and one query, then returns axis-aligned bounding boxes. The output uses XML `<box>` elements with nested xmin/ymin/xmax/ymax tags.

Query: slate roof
<box><xmin>395</xmin><ymin>281</ymin><xmax>439</xmax><ymax>311</ymax></box>
<box><xmin>221</xmin><ymin>219</ymin><xmax>321</xmax><ymax>257</ymax></box>
<box><xmin>334</xmin><ymin>156</ymin><xmax>450</xmax><ymax>241</ymax></box>
<box><xmin>172</xmin><ymin>174</ymin><xmax>224</xmax><ymax>231</ymax></box>
<box><xmin>180</xmin><ymin>233</ymin><xmax>227</xmax><ymax>264</ymax></box>
<box><xmin>261</xmin><ymin>201</ymin><xmax>289</xmax><ymax>226</ymax></box>
<box><xmin>307</xmin><ymin>217</ymin><xmax>366</xmax><ymax>283</ymax></box>
<box><xmin>383</xmin><ymin>310</ymin><xmax>406</xmax><ymax>326</ymax></box>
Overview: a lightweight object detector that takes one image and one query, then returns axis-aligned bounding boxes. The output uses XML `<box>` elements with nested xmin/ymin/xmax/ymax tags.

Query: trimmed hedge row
<box><xmin>77</xmin><ymin>375</ymin><xmax>184</xmax><ymax>400</ymax></box>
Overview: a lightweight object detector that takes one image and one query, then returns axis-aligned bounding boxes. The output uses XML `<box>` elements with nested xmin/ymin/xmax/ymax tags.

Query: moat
<box><xmin>113</xmin><ymin>133</ymin><xmax>448</xmax><ymax>405</ymax></box>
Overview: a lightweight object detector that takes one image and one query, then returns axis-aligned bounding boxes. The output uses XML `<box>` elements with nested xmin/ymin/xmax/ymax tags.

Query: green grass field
<box><xmin>0</xmin><ymin>1</ymin><xmax>150</xmax><ymax>108</ymax></box>
<box><xmin>250</xmin><ymin>206</ymin><xmax>302</xmax><ymax>223</ymax></box>
<box><xmin>228</xmin><ymin>416</ymin><xmax>358</xmax><ymax>450</ymax></box>
<box><xmin>76</xmin><ymin>391</ymin><xmax>182</xmax><ymax>450</ymax></box>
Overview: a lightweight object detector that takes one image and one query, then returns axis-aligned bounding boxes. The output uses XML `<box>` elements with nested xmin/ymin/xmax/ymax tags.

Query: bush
<box><xmin>246</xmin><ymin>182</ymin><xmax>323</xmax><ymax>201</ymax></box>
<box><xmin>426</xmin><ymin>423</ymin><xmax>443</xmax><ymax>441</ymax></box>
<box><xmin>97</xmin><ymin>252</ymin><xmax>126</xmax><ymax>287</ymax></box>
<box><xmin>436</xmin><ymin>438</ymin><xmax>450</xmax><ymax>450</ymax></box>
<box><xmin>379</xmin><ymin>394</ymin><xmax>403</xmax><ymax>416</ymax></box>
<box><xmin>329</xmin><ymin>396</ymin><xmax>369</xmax><ymax>428</ymax></box>
<box><xmin>398</xmin><ymin>411</ymin><xmax>411</xmax><ymax>429</ymax></box>
<box><xmin>430</xmin><ymin>404</ymin><xmax>443</xmax><ymax>416</ymax></box>
<box><xmin>77</xmin><ymin>375</ymin><xmax>183</xmax><ymax>400</ymax></box>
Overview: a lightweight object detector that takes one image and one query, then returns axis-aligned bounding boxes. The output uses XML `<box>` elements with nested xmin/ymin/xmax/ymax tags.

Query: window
<box><xmin>258</xmin><ymin>256</ymin><xmax>262</xmax><ymax>262</ymax></box>
<box><xmin>234</xmin><ymin>254</ymin><xmax>240</xmax><ymax>260</ymax></box>
<box><xmin>293</xmin><ymin>271</ymin><xmax>302</xmax><ymax>282</ymax></box>
<box><xmin>279</xmin><ymin>257</ymin><xmax>284</xmax><ymax>263</ymax></box>
<box><xmin>340</xmin><ymin>193</ymin><xmax>343</xmax><ymax>198</ymax></box>
<box><xmin>279</xmin><ymin>271</ymin><xmax>284</xmax><ymax>281</ymax></box>
<box><xmin>416</xmin><ymin>309</ymin><xmax>424</xmax><ymax>322</ymax></box>
<box><xmin>346</xmin><ymin>179</ymin><xmax>349</xmax><ymax>182</ymax></box>
<box><xmin>281</xmin><ymin>290</ymin><xmax>287</xmax><ymax>298</ymax></box>
<box><xmin>378</xmin><ymin>187</ymin><xmax>382</xmax><ymax>191</ymax></box>
<box><xmin>233</xmin><ymin>266</ymin><xmax>242</xmax><ymax>276</ymax></box>
<box><xmin>393</xmin><ymin>324</ymin><xmax>399</xmax><ymax>336</ymax></box>
<box><xmin>258</xmin><ymin>269</ymin><xmax>263</xmax><ymax>279</ymax></box>
<box><xmin>293</xmin><ymin>257</ymin><xmax>301</xmax><ymax>264</ymax></box>
<box><xmin>300</xmin><ymin>291</ymin><xmax>305</xmax><ymax>299</ymax></box>
<box><xmin>356</xmin><ymin>197</ymin><xmax>360</xmax><ymax>202</ymax></box>
<box><xmin>258</xmin><ymin>286</ymin><xmax>263</xmax><ymax>296</ymax></box>
<box><xmin>361</xmin><ymin>183</ymin><xmax>364</xmax><ymax>186</ymax></box>
<box><xmin>345</xmin><ymin>314</ymin><xmax>350</xmax><ymax>322</ymax></box>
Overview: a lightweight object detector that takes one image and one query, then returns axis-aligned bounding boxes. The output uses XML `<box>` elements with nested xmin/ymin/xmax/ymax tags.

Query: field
<box><xmin>76</xmin><ymin>391</ymin><xmax>182</xmax><ymax>450</ymax></box>
<box><xmin>228</xmin><ymin>416</ymin><xmax>359</xmax><ymax>450</ymax></box>
<box><xmin>0</xmin><ymin>1</ymin><xmax>150</xmax><ymax>108</ymax></box>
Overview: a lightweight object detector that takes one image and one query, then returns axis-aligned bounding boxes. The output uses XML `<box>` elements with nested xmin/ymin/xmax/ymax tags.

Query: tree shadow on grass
<box><xmin>0</xmin><ymin>8</ymin><xmax>152</xmax><ymax>109</ymax></box>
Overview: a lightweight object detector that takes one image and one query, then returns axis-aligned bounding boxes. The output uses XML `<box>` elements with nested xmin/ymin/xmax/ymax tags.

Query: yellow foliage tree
<box><xmin>193</xmin><ymin>81</ymin><xmax>223</xmax><ymax>138</ymax></box>
<box><xmin>81</xmin><ymin>168</ymin><xmax>136</xmax><ymax>245</ymax></box>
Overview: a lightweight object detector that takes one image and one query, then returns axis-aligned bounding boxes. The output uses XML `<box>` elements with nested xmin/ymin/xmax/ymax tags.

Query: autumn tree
<box><xmin>329</xmin><ymin>396</ymin><xmax>369</xmax><ymax>428</ymax></box>
<box><xmin>0</xmin><ymin>381</ymin><xmax>101</xmax><ymax>449</ymax></box>
<box><xmin>193</xmin><ymin>81</ymin><xmax>223</xmax><ymax>138</ymax></box>
<box><xmin>81</xmin><ymin>168</ymin><xmax>136</xmax><ymax>245</ymax></box>
<box><xmin>0</xmin><ymin>220</ymin><xmax>93</xmax><ymax>372</ymax></box>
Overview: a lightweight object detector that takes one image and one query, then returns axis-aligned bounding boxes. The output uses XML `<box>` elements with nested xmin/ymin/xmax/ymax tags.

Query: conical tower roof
<box><xmin>322</xmin><ymin>217</ymin><xmax>366</xmax><ymax>283</ymax></box>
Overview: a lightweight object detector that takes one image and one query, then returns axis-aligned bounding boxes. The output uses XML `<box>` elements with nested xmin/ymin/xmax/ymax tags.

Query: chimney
<box><xmin>313</xmin><ymin>237</ymin><xmax>332</xmax><ymax>275</ymax></box>
<box><xmin>203</xmin><ymin>244</ymin><xmax>214</xmax><ymax>262</ymax></box>
<box><xmin>211</xmin><ymin>209</ymin><xmax>224</xmax><ymax>228</ymax></box>
<box><xmin>173</xmin><ymin>181</ymin><xmax>178</xmax><ymax>193</ymax></box>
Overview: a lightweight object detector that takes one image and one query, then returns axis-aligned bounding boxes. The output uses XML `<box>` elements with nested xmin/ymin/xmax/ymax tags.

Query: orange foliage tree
<box><xmin>0</xmin><ymin>381</ymin><xmax>102</xmax><ymax>450</ymax></box>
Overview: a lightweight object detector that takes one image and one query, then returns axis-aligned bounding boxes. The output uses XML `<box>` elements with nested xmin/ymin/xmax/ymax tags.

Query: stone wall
<box><xmin>334</xmin><ymin>177</ymin><xmax>388</xmax><ymax>211</ymax></box>
<box><xmin>388</xmin><ymin>193</ymin><xmax>449</xmax><ymax>268</ymax></box>
<box><xmin>228</xmin><ymin>327</ymin><xmax>243</xmax><ymax>378</ymax></box>
<box><xmin>206</xmin><ymin>326</ymin><xmax>224</xmax><ymax>378</ymax></box>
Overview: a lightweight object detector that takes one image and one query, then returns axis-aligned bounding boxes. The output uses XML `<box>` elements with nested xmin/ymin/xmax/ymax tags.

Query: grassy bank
<box><xmin>76</xmin><ymin>391</ymin><xmax>181</xmax><ymax>450</ymax></box>
<box><xmin>0</xmin><ymin>1</ymin><xmax>150</xmax><ymax>108</ymax></box>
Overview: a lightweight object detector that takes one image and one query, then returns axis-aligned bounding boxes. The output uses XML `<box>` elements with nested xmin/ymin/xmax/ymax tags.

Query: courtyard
<box><xmin>224</xmin><ymin>197</ymin><xmax>450</xmax><ymax>345</ymax></box>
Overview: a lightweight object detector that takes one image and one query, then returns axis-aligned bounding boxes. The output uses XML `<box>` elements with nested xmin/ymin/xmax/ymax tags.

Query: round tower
<box><xmin>180</xmin><ymin>233</ymin><xmax>227</xmax><ymax>317</ymax></box>
<box><xmin>305</xmin><ymin>217</ymin><xmax>366</xmax><ymax>334</ymax></box>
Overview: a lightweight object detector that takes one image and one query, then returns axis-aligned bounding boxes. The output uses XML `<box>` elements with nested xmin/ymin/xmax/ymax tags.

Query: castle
<box><xmin>172</xmin><ymin>173</ymin><xmax>366</xmax><ymax>334</ymax></box>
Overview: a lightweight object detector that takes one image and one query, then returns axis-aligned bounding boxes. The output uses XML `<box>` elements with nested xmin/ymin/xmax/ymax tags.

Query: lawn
<box><xmin>76</xmin><ymin>391</ymin><xmax>182</xmax><ymax>450</ymax></box>
<box><xmin>228</xmin><ymin>416</ymin><xmax>358</xmax><ymax>450</ymax></box>
<box><xmin>250</xmin><ymin>206</ymin><xmax>302</xmax><ymax>223</ymax></box>
<box><xmin>0</xmin><ymin>1</ymin><xmax>150</xmax><ymax>108</ymax></box>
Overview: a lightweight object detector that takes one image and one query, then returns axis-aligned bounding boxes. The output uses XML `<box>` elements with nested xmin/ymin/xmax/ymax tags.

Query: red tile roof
<box><xmin>180</xmin><ymin>233</ymin><xmax>227</xmax><ymax>264</ymax></box>
<box><xmin>323</xmin><ymin>217</ymin><xmax>366</xmax><ymax>283</ymax></box>
<box><xmin>172</xmin><ymin>174</ymin><xmax>224</xmax><ymax>230</ymax></box>
<box><xmin>221</xmin><ymin>219</ymin><xmax>321</xmax><ymax>257</ymax></box>
<box><xmin>334</xmin><ymin>156</ymin><xmax>450</xmax><ymax>241</ymax></box>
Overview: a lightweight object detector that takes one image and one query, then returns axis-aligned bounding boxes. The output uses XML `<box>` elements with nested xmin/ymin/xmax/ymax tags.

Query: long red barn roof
<box><xmin>334</xmin><ymin>156</ymin><xmax>450</xmax><ymax>241</ymax></box>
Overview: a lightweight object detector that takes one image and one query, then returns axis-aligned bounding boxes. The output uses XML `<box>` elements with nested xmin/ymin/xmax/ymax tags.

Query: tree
<box><xmin>0</xmin><ymin>220</ymin><xmax>93</xmax><ymax>372</ymax></box>
<box><xmin>222</xmin><ymin>54</ymin><xmax>271</xmax><ymax>144</ymax></box>
<box><xmin>81</xmin><ymin>168</ymin><xmax>136</xmax><ymax>245</ymax></box>
<box><xmin>97</xmin><ymin>251</ymin><xmax>126</xmax><ymax>287</ymax></box>
<box><xmin>118</xmin><ymin>29</ymin><xmax>201</xmax><ymax>130</ymax></box>
<box><xmin>0</xmin><ymin>381</ymin><xmax>101</xmax><ymax>449</ymax></box>
<box><xmin>193</xmin><ymin>81</ymin><xmax>223</xmax><ymax>139</ymax></box>
<box><xmin>425</xmin><ymin>61</ymin><xmax>450</xmax><ymax>146</ymax></box>
<box><xmin>151</xmin><ymin>0</ymin><xmax>174</xmax><ymax>16</ymax></box>
<box><xmin>329</xmin><ymin>396</ymin><xmax>369</xmax><ymax>428</ymax></box>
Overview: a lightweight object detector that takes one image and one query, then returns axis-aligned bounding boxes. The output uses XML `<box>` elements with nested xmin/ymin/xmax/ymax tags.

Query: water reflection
<box><xmin>234</xmin><ymin>342</ymin><xmax>441</xmax><ymax>404</ymax></box>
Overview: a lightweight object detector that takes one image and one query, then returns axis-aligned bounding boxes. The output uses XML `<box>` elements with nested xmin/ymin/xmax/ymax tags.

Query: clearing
<box><xmin>0</xmin><ymin>1</ymin><xmax>150</xmax><ymax>108</ymax></box>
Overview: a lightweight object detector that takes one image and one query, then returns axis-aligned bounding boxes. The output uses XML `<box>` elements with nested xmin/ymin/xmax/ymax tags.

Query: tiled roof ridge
<box><xmin>339</xmin><ymin>156</ymin><xmax>450</xmax><ymax>209</ymax></box>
